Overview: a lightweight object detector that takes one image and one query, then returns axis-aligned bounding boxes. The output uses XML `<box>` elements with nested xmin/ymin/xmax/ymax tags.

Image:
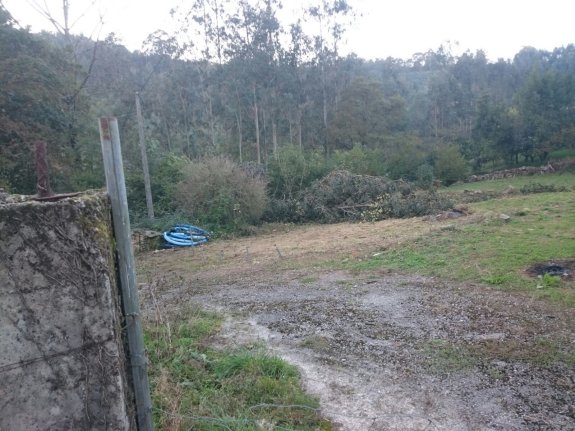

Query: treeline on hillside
<box><xmin>1</xmin><ymin>1</ymin><xmax>574</xmax><ymax>229</ymax></box>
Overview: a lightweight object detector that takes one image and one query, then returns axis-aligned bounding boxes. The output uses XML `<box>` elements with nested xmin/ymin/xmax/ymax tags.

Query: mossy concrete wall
<box><xmin>0</xmin><ymin>192</ymin><xmax>135</xmax><ymax>430</ymax></box>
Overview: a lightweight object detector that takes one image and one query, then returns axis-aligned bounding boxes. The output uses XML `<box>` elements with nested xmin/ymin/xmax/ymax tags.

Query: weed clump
<box><xmin>520</xmin><ymin>183</ymin><xmax>568</xmax><ymax>194</ymax></box>
<box><xmin>145</xmin><ymin>308</ymin><xmax>330</xmax><ymax>431</ymax></box>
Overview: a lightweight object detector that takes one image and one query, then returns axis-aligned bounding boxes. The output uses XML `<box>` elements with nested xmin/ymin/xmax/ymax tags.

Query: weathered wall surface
<box><xmin>0</xmin><ymin>192</ymin><xmax>134</xmax><ymax>430</ymax></box>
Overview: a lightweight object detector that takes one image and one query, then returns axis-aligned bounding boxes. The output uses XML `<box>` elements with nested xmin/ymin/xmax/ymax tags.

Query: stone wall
<box><xmin>0</xmin><ymin>192</ymin><xmax>135</xmax><ymax>430</ymax></box>
<box><xmin>466</xmin><ymin>158</ymin><xmax>575</xmax><ymax>182</ymax></box>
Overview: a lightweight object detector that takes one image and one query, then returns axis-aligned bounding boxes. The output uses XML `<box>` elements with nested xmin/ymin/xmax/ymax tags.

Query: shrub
<box><xmin>416</xmin><ymin>163</ymin><xmax>435</xmax><ymax>189</ymax></box>
<box><xmin>332</xmin><ymin>145</ymin><xmax>386</xmax><ymax>176</ymax></box>
<box><xmin>176</xmin><ymin>156</ymin><xmax>267</xmax><ymax>230</ymax></box>
<box><xmin>434</xmin><ymin>145</ymin><xmax>470</xmax><ymax>185</ymax></box>
<box><xmin>267</xmin><ymin>146</ymin><xmax>329</xmax><ymax>199</ymax></box>
<box><xmin>128</xmin><ymin>154</ymin><xmax>189</xmax><ymax>224</ymax></box>
<box><xmin>263</xmin><ymin>198</ymin><xmax>303</xmax><ymax>223</ymax></box>
<box><xmin>384</xmin><ymin>134</ymin><xmax>428</xmax><ymax>180</ymax></box>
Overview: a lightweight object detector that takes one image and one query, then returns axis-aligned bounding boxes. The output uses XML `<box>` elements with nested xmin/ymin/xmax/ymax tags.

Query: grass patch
<box><xmin>423</xmin><ymin>336</ymin><xmax>575</xmax><ymax>375</ymax></box>
<box><xmin>145</xmin><ymin>306</ymin><xmax>331</xmax><ymax>431</ymax></box>
<box><xmin>446</xmin><ymin>171</ymin><xmax>575</xmax><ymax>193</ymax></box>
<box><xmin>550</xmin><ymin>149</ymin><xmax>575</xmax><ymax>160</ymax></box>
<box><xmin>300</xmin><ymin>276</ymin><xmax>318</xmax><ymax>284</ymax></box>
<box><xmin>470</xmin><ymin>337</ymin><xmax>575</xmax><ymax>367</ymax></box>
<box><xmin>299</xmin><ymin>335</ymin><xmax>332</xmax><ymax>353</ymax></box>
<box><xmin>335</xmin><ymin>191</ymin><xmax>575</xmax><ymax>305</ymax></box>
<box><xmin>423</xmin><ymin>339</ymin><xmax>478</xmax><ymax>374</ymax></box>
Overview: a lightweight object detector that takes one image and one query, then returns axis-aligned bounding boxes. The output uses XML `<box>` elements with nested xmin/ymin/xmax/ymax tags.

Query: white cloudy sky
<box><xmin>3</xmin><ymin>0</ymin><xmax>575</xmax><ymax>61</ymax></box>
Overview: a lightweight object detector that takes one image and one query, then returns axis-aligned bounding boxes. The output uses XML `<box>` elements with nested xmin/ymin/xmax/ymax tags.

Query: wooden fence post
<box><xmin>99</xmin><ymin>117</ymin><xmax>154</xmax><ymax>431</ymax></box>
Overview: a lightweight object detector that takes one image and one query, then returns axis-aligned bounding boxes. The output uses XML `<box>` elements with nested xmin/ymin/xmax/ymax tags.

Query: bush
<box><xmin>384</xmin><ymin>134</ymin><xmax>428</xmax><ymax>180</ymax></box>
<box><xmin>416</xmin><ymin>163</ymin><xmax>435</xmax><ymax>189</ymax></box>
<box><xmin>128</xmin><ymin>154</ymin><xmax>189</xmax><ymax>224</ymax></box>
<box><xmin>434</xmin><ymin>145</ymin><xmax>470</xmax><ymax>185</ymax></box>
<box><xmin>176</xmin><ymin>156</ymin><xmax>267</xmax><ymax>230</ymax></box>
<box><xmin>332</xmin><ymin>145</ymin><xmax>386</xmax><ymax>176</ymax></box>
<box><xmin>263</xmin><ymin>198</ymin><xmax>303</xmax><ymax>223</ymax></box>
<box><xmin>267</xmin><ymin>146</ymin><xmax>329</xmax><ymax>199</ymax></box>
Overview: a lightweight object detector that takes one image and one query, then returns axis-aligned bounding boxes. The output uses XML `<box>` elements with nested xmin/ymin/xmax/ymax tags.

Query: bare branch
<box><xmin>24</xmin><ymin>0</ymin><xmax>65</xmax><ymax>34</ymax></box>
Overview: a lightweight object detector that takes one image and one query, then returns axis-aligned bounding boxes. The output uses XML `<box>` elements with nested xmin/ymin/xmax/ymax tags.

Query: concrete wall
<box><xmin>0</xmin><ymin>192</ymin><xmax>135</xmax><ymax>430</ymax></box>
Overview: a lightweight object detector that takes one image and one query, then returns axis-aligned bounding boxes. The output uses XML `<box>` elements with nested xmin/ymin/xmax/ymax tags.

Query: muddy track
<box><xmin>141</xmin><ymin>267</ymin><xmax>575</xmax><ymax>431</ymax></box>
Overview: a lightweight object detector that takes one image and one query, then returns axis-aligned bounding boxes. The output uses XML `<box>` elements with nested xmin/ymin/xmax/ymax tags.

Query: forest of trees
<box><xmin>1</xmin><ymin>1</ymin><xmax>574</xmax><ymax>228</ymax></box>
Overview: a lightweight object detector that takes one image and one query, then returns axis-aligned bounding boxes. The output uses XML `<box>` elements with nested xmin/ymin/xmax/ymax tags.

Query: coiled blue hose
<box><xmin>163</xmin><ymin>224</ymin><xmax>210</xmax><ymax>247</ymax></box>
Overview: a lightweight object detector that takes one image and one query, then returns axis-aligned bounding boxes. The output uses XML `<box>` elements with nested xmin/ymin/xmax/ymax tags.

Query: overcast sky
<box><xmin>3</xmin><ymin>0</ymin><xmax>575</xmax><ymax>61</ymax></box>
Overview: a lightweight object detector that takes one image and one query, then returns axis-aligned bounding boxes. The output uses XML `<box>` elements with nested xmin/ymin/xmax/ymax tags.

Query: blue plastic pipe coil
<box><xmin>163</xmin><ymin>224</ymin><xmax>210</xmax><ymax>247</ymax></box>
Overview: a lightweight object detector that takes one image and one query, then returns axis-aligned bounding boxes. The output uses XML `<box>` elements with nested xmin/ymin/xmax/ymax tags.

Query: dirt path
<box><xmin>138</xmin><ymin>220</ymin><xmax>575</xmax><ymax>430</ymax></box>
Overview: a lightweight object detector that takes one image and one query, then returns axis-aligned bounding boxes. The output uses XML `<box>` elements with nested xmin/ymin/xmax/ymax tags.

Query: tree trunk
<box><xmin>253</xmin><ymin>83</ymin><xmax>261</xmax><ymax>164</ymax></box>
<box><xmin>322</xmin><ymin>62</ymin><xmax>328</xmax><ymax>157</ymax></box>
<box><xmin>236</xmin><ymin>111</ymin><xmax>243</xmax><ymax>163</ymax></box>
<box><xmin>272</xmin><ymin>120</ymin><xmax>278</xmax><ymax>159</ymax></box>
<box><xmin>135</xmin><ymin>93</ymin><xmax>155</xmax><ymax>220</ymax></box>
<box><xmin>208</xmin><ymin>91</ymin><xmax>216</xmax><ymax>151</ymax></box>
<box><xmin>178</xmin><ymin>90</ymin><xmax>194</xmax><ymax>156</ymax></box>
<box><xmin>235</xmin><ymin>86</ymin><xmax>243</xmax><ymax>163</ymax></box>
<box><xmin>161</xmin><ymin>110</ymin><xmax>172</xmax><ymax>152</ymax></box>
<box><xmin>62</xmin><ymin>0</ymin><xmax>70</xmax><ymax>36</ymax></box>
<box><xmin>262</xmin><ymin>107</ymin><xmax>268</xmax><ymax>165</ymax></box>
<box><xmin>297</xmin><ymin>107</ymin><xmax>303</xmax><ymax>150</ymax></box>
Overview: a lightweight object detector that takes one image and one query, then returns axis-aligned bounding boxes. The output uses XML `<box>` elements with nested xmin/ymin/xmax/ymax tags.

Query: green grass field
<box><xmin>340</xmin><ymin>178</ymin><xmax>575</xmax><ymax>305</ymax></box>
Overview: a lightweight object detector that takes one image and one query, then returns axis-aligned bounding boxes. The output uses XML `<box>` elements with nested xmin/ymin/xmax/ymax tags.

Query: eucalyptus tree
<box><xmin>516</xmin><ymin>68</ymin><xmax>575</xmax><ymax>161</ymax></box>
<box><xmin>171</xmin><ymin>0</ymin><xmax>231</xmax><ymax>153</ymax></box>
<box><xmin>305</xmin><ymin>0</ymin><xmax>353</xmax><ymax>156</ymax></box>
<box><xmin>280</xmin><ymin>20</ymin><xmax>312</xmax><ymax>150</ymax></box>
<box><xmin>226</xmin><ymin>0</ymin><xmax>283</xmax><ymax>164</ymax></box>
<box><xmin>141</xmin><ymin>30</ymin><xmax>199</xmax><ymax>156</ymax></box>
<box><xmin>330</xmin><ymin>77</ymin><xmax>405</xmax><ymax>149</ymax></box>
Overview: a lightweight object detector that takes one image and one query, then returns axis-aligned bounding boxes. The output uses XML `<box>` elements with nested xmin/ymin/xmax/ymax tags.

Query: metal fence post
<box><xmin>98</xmin><ymin>117</ymin><xmax>154</xmax><ymax>431</ymax></box>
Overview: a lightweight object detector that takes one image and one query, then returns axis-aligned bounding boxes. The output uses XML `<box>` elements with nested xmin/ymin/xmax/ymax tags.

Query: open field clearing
<box><xmin>138</xmin><ymin>179</ymin><xmax>575</xmax><ymax>430</ymax></box>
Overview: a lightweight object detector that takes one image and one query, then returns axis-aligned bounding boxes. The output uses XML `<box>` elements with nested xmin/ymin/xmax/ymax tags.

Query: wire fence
<box><xmin>153</xmin><ymin>403</ymin><xmax>441</xmax><ymax>431</ymax></box>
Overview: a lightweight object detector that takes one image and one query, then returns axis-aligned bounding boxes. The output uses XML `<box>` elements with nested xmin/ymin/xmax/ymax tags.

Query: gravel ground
<box><xmin>140</xmin><ymin>264</ymin><xmax>575</xmax><ymax>431</ymax></box>
<box><xmin>138</xmin><ymin>216</ymin><xmax>574</xmax><ymax>430</ymax></box>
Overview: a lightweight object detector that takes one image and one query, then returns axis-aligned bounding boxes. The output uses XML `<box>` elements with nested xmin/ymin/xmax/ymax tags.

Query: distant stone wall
<box><xmin>0</xmin><ymin>192</ymin><xmax>135</xmax><ymax>431</ymax></box>
<box><xmin>466</xmin><ymin>158</ymin><xmax>575</xmax><ymax>183</ymax></box>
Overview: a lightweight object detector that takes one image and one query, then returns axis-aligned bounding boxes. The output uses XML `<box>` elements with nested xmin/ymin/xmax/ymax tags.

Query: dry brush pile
<box><xmin>267</xmin><ymin>170</ymin><xmax>453</xmax><ymax>224</ymax></box>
